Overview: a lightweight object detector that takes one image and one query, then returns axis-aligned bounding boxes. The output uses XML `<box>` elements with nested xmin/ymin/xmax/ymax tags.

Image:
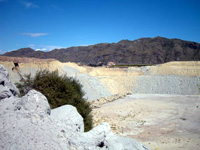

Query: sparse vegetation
<box><xmin>111</xmin><ymin>64</ymin><xmax>154</xmax><ymax>68</ymax></box>
<box><xmin>16</xmin><ymin>70</ymin><xmax>93</xmax><ymax>131</ymax></box>
<box><xmin>3</xmin><ymin>37</ymin><xmax>200</xmax><ymax>66</ymax></box>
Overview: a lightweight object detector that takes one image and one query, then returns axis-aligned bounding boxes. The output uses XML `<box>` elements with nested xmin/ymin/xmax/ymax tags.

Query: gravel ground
<box><xmin>133</xmin><ymin>76</ymin><xmax>200</xmax><ymax>95</ymax></box>
<box><xmin>92</xmin><ymin>94</ymin><xmax>200</xmax><ymax>150</ymax></box>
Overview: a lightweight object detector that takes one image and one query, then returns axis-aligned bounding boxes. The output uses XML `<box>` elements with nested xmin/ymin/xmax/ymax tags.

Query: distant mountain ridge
<box><xmin>3</xmin><ymin>37</ymin><xmax>200</xmax><ymax>66</ymax></box>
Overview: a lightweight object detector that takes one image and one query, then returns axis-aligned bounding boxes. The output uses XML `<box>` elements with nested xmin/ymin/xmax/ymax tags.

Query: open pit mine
<box><xmin>0</xmin><ymin>56</ymin><xmax>200</xmax><ymax>150</ymax></box>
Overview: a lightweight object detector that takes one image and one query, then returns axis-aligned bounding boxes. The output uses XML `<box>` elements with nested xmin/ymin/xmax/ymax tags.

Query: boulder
<box><xmin>0</xmin><ymin>64</ymin><xmax>151</xmax><ymax>150</ymax></box>
<box><xmin>51</xmin><ymin>105</ymin><xmax>84</xmax><ymax>132</ymax></box>
<box><xmin>0</xmin><ymin>65</ymin><xmax>18</xmax><ymax>100</ymax></box>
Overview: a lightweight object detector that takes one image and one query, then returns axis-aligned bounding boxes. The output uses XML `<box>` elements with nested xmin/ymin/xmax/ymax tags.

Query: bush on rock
<box><xmin>16</xmin><ymin>70</ymin><xmax>92</xmax><ymax>131</ymax></box>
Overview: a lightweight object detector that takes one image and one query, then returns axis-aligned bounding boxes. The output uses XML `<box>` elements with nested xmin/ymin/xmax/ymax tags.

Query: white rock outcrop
<box><xmin>0</xmin><ymin>64</ymin><xmax>18</xmax><ymax>100</ymax></box>
<box><xmin>0</xmin><ymin>64</ymin><xmax>150</xmax><ymax>150</ymax></box>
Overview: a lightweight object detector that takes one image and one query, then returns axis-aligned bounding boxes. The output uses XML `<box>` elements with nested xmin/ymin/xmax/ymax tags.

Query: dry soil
<box><xmin>92</xmin><ymin>94</ymin><xmax>200</xmax><ymax>150</ymax></box>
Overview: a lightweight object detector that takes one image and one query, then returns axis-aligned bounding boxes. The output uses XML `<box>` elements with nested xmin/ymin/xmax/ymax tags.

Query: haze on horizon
<box><xmin>0</xmin><ymin>0</ymin><xmax>200</xmax><ymax>54</ymax></box>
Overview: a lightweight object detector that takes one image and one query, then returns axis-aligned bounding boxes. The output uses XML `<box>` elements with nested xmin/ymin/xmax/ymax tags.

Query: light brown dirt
<box><xmin>149</xmin><ymin>61</ymin><xmax>200</xmax><ymax>76</ymax></box>
<box><xmin>92</xmin><ymin>94</ymin><xmax>200</xmax><ymax>150</ymax></box>
<box><xmin>0</xmin><ymin>56</ymin><xmax>56</xmax><ymax>63</ymax></box>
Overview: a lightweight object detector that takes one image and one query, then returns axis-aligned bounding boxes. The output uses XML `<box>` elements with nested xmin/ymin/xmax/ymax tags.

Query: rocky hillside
<box><xmin>0</xmin><ymin>64</ymin><xmax>151</xmax><ymax>150</ymax></box>
<box><xmin>2</xmin><ymin>37</ymin><xmax>200</xmax><ymax>66</ymax></box>
<box><xmin>1</xmin><ymin>56</ymin><xmax>200</xmax><ymax>102</ymax></box>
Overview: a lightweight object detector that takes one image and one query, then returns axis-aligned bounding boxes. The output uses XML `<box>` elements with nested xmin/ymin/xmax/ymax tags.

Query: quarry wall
<box><xmin>0</xmin><ymin>64</ymin><xmax>151</xmax><ymax>150</ymax></box>
<box><xmin>0</xmin><ymin>59</ymin><xmax>200</xmax><ymax>101</ymax></box>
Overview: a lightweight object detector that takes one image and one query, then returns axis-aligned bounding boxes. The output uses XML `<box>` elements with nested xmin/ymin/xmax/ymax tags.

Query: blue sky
<box><xmin>0</xmin><ymin>0</ymin><xmax>200</xmax><ymax>53</ymax></box>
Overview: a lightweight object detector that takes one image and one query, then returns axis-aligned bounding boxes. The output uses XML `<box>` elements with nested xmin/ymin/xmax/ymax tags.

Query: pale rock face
<box><xmin>51</xmin><ymin>105</ymin><xmax>84</xmax><ymax>132</ymax></box>
<box><xmin>0</xmin><ymin>65</ymin><xmax>18</xmax><ymax>100</ymax></box>
<box><xmin>0</xmin><ymin>64</ymin><xmax>150</xmax><ymax>150</ymax></box>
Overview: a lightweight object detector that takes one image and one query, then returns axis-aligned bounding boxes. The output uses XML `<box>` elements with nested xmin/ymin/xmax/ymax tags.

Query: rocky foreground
<box><xmin>0</xmin><ymin>64</ymin><xmax>150</xmax><ymax>150</ymax></box>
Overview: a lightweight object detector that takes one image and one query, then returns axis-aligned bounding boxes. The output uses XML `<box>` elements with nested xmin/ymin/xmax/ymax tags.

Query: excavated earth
<box><xmin>0</xmin><ymin>64</ymin><xmax>150</xmax><ymax>150</ymax></box>
<box><xmin>92</xmin><ymin>94</ymin><xmax>200</xmax><ymax>150</ymax></box>
<box><xmin>1</xmin><ymin>56</ymin><xmax>200</xmax><ymax>150</ymax></box>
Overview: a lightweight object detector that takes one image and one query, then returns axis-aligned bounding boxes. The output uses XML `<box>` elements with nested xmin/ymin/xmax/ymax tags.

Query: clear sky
<box><xmin>0</xmin><ymin>0</ymin><xmax>200</xmax><ymax>53</ymax></box>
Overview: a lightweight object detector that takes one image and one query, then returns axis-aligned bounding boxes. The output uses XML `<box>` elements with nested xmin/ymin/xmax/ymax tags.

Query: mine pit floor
<box><xmin>92</xmin><ymin>94</ymin><xmax>200</xmax><ymax>150</ymax></box>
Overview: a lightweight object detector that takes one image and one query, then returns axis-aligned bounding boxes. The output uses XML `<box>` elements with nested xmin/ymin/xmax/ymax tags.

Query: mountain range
<box><xmin>2</xmin><ymin>36</ymin><xmax>200</xmax><ymax>66</ymax></box>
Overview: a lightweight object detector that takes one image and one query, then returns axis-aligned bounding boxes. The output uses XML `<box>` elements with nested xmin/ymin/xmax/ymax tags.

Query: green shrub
<box><xmin>16</xmin><ymin>70</ymin><xmax>92</xmax><ymax>131</ymax></box>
